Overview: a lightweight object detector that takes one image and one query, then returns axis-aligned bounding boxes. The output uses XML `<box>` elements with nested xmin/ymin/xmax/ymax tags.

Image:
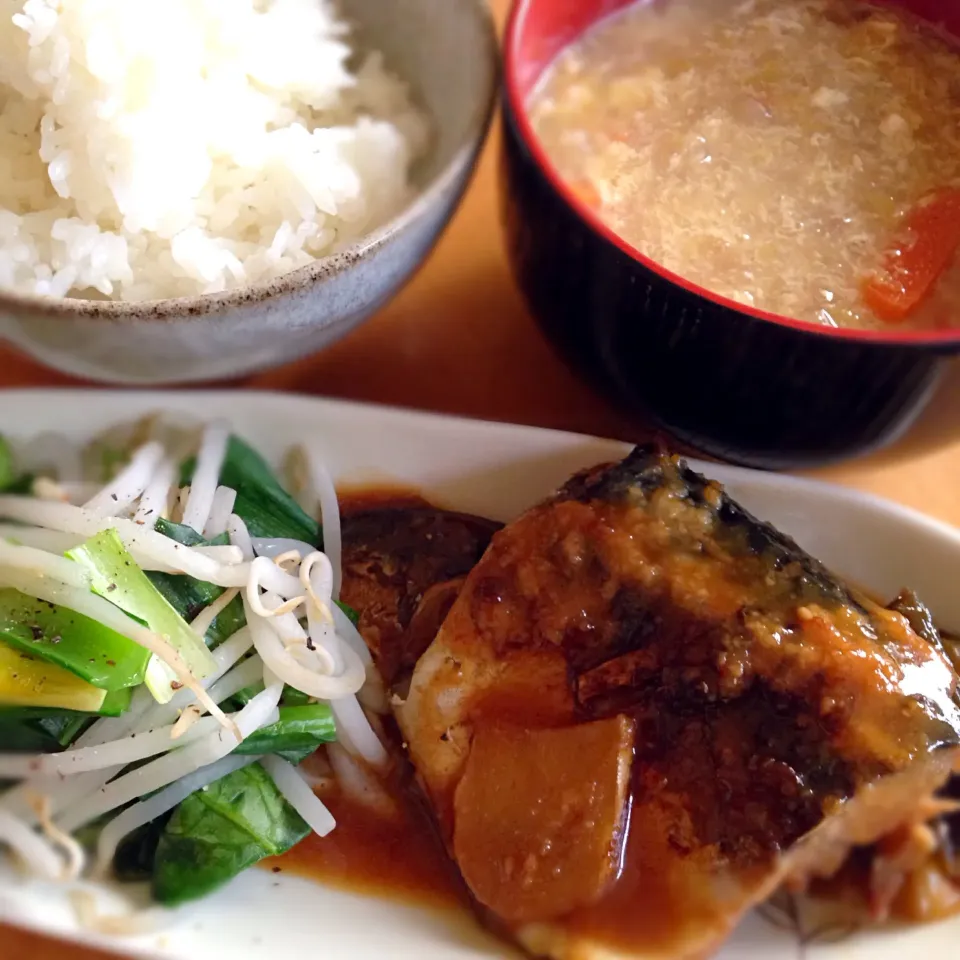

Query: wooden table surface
<box><xmin>6</xmin><ymin>0</ymin><xmax>960</xmax><ymax>955</ymax></box>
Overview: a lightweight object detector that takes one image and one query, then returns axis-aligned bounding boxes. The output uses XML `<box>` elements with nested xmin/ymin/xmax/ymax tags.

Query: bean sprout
<box><xmin>310</xmin><ymin>456</ymin><xmax>342</xmax><ymax>600</ymax></box>
<box><xmin>245</xmin><ymin>556</ymin><xmax>304</xmax><ymax>617</ymax></box>
<box><xmin>83</xmin><ymin>443</ymin><xmax>165</xmax><ymax>518</ymax></box>
<box><xmin>0</xmin><ymin>715</ymin><xmax>227</xmax><ymax>778</ymax></box>
<box><xmin>244</xmin><ymin>596</ymin><xmax>365</xmax><ymax>699</ymax></box>
<box><xmin>57</xmin><ymin>685</ymin><xmax>282</xmax><ymax>833</ymax></box>
<box><xmin>252</xmin><ymin>537</ymin><xmax>315</xmax><ymax>560</ymax></box>
<box><xmin>0</xmin><ymin>808</ymin><xmax>67</xmax><ymax>880</ymax></box>
<box><xmin>182</xmin><ymin>422</ymin><xmax>229</xmax><ymax>534</ymax></box>
<box><xmin>0</xmin><ymin>540</ymin><xmax>91</xmax><ymax>589</ymax></box>
<box><xmin>204</xmin><ymin>486</ymin><xmax>237</xmax><ymax>539</ymax></box>
<box><xmin>262</xmin><ymin>756</ymin><xmax>336</xmax><ymax>837</ymax></box>
<box><xmin>133</xmin><ymin>459</ymin><xmax>175</xmax><ymax>528</ymax></box>
<box><xmin>0</xmin><ymin>497</ymin><xmax>249</xmax><ymax>587</ymax></box>
<box><xmin>228</xmin><ymin>514</ymin><xmax>254</xmax><ymax>560</ymax></box>
<box><xmin>329</xmin><ymin>695</ymin><xmax>388</xmax><ymax>768</ymax></box>
<box><xmin>27</xmin><ymin>793</ymin><xmax>86</xmax><ymax>881</ymax></box>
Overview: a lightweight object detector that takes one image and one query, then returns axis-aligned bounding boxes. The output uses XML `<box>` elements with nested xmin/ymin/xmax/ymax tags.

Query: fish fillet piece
<box><xmin>396</xmin><ymin>448</ymin><xmax>960</xmax><ymax>959</ymax></box>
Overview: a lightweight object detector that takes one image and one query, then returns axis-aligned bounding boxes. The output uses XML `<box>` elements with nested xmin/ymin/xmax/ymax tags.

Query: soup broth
<box><xmin>529</xmin><ymin>0</ymin><xmax>960</xmax><ymax>331</ymax></box>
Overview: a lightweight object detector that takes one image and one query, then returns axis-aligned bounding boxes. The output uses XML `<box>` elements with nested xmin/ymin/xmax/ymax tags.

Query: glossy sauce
<box><xmin>272</xmin><ymin>791</ymin><xmax>464</xmax><ymax>909</ymax></box>
<box><xmin>337</xmin><ymin>485</ymin><xmax>433</xmax><ymax>515</ymax></box>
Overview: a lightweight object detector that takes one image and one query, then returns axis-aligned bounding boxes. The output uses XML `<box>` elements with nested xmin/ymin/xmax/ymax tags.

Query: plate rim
<box><xmin>2</xmin><ymin>387</ymin><xmax>957</xmax><ymax>551</ymax></box>
<box><xmin>0</xmin><ymin>387</ymin><xmax>959</xmax><ymax>960</ymax></box>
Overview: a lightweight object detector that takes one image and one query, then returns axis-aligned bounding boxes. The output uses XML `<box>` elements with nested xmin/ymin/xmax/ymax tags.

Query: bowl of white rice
<box><xmin>0</xmin><ymin>0</ymin><xmax>497</xmax><ymax>383</ymax></box>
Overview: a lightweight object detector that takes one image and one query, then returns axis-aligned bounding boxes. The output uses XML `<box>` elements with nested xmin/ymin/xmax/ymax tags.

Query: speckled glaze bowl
<box><xmin>0</xmin><ymin>0</ymin><xmax>498</xmax><ymax>385</ymax></box>
<box><xmin>501</xmin><ymin>0</ymin><xmax>960</xmax><ymax>469</ymax></box>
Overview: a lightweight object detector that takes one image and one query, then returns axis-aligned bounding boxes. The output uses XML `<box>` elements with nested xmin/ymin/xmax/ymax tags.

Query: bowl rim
<box><xmin>503</xmin><ymin>0</ymin><xmax>960</xmax><ymax>348</ymax></box>
<box><xmin>2</xmin><ymin>0</ymin><xmax>500</xmax><ymax>324</ymax></box>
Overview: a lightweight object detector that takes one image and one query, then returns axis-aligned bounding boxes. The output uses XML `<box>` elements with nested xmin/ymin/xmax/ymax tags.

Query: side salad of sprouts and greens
<box><xmin>0</xmin><ymin>417</ymin><xmax>388</xmax><ymax>917</ymax></box>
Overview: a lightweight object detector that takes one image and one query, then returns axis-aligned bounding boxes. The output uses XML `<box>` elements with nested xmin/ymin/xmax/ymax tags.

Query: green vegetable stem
<box><xmin>67</xmin><ymin>530</ymin><xmax>217</xmax><ymax>703</ymax></box>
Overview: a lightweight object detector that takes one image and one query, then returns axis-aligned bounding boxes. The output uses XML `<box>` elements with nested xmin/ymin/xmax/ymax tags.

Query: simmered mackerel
<box><xmin>339</xmin><ymin>505</ymin><xmax>501</xmax><ymax>688</ymax></box>
<box><xmin>397</xmin><ymin>448</ymin><xmax>960</xmax><ymax>959</ymax></box>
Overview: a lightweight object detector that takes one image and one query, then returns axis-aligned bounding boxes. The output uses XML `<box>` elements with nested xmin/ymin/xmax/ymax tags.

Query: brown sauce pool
<box><xmin>270</xmin><ymin>792</ymin><xmax>464</xmax><ymax>910</ymax></box>
<box><xmin>337</xmin><ymin>485</ymin><xmax>432</xmax><ymax>515</ymax></box>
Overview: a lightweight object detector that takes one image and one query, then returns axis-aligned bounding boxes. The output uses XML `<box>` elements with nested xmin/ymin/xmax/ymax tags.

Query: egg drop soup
<box><xmin>528</xmin><ymin>0</ymin><xmax>960</xmax><ymax>332</ymax></box>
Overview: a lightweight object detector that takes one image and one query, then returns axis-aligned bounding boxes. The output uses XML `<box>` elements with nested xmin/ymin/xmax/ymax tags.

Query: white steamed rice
<box><xmin>0</xmin><ymin>0</ymin><xmax>429</xmax><ymax>301</ymax></box>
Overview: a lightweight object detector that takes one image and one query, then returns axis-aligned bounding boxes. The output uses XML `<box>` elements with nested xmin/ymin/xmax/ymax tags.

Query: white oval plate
<box><xmin>0</xmin><ymin>389</ymin><xmax>958</xmax><ymax>960</ymax></box>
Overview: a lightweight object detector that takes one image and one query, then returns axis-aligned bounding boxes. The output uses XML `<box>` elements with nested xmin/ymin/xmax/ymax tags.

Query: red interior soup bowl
<box><xmin>500</xmin><ymin>0</ymin><xmax>960</xmax><ymax>468</ymax></box>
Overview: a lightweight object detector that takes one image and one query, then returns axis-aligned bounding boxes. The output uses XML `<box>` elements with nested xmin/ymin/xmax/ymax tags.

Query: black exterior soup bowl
<box><xmin>500</xmin><ymin>0</ymin><xmax>960</xmax><ymax>469</ymax></box>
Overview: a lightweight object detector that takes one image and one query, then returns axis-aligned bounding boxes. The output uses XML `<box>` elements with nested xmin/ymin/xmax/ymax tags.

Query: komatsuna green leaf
<box><xmin>0</xmin><ymin>703</ymin><xmax>126</xmax><ymax>749</ymax></box>
<box><xmin>2</xmin><ymin>474</ymin><xmax>35</xmax><ymax>495</ymax></box>
<box><xmin>147</xmin><ymin>571</ymin><xmax>245</xmax><ymax>652</ymax></box>
<box><xmin>152</xmin><ymin>762</ymin><xmax>309</xmax><ymax>906</ymax></box>
<box><xmin>37</xmin><ymin>712</ymin><xmax>90</xmax><ymax>746</ymax></box>
<box><xmin>148</xmin><ymin>522</ymin><xmax>245</xmax><ymax>650</ymax></box>
<box><xmin>232</xmin><ymin>704</ymin><xmax>336</xmax><ymax>764</ymax></box>
<box><xmin>279</xmin><ymin>685</ymin><xmax>310</xmax><ymax>707</ymax></box>
<box><xmin>153</xmin><ymin>519</ymin><xmax>226</xmax><ymax>549</ymax></box>
<box><xmin>0</xmin><ymin>588</ymin><xmax>151</xmax><ymax>691</ymax></box>
<box><xmin>229</xmin><ymin>684</ymin><xmax>324</xmax><ymax>743</ymax></box>
<box><xmin>180</xmin><ymin>436</ymin><xmax>318</xmax><ymax>543</ymax></box>
<box><xmin>0</xmin><ymin>708</ymin><xmax>72</xmax><ymax>752</ymax></box>
<box><xmin>113</xmin><ymin>811</ymin><xmax>174</xmax><ymax>882</ymax></box>
<box><xmin>0</xmin><ymin>719</ymin><xmax>68</xmax><ymax>751</ymax></box>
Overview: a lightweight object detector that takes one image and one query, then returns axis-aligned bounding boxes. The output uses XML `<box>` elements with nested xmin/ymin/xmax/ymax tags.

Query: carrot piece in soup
<box><xmin>862</xmin><ymin>188</ymin><xmax>960</xmax><ymax>323</ymax></box>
